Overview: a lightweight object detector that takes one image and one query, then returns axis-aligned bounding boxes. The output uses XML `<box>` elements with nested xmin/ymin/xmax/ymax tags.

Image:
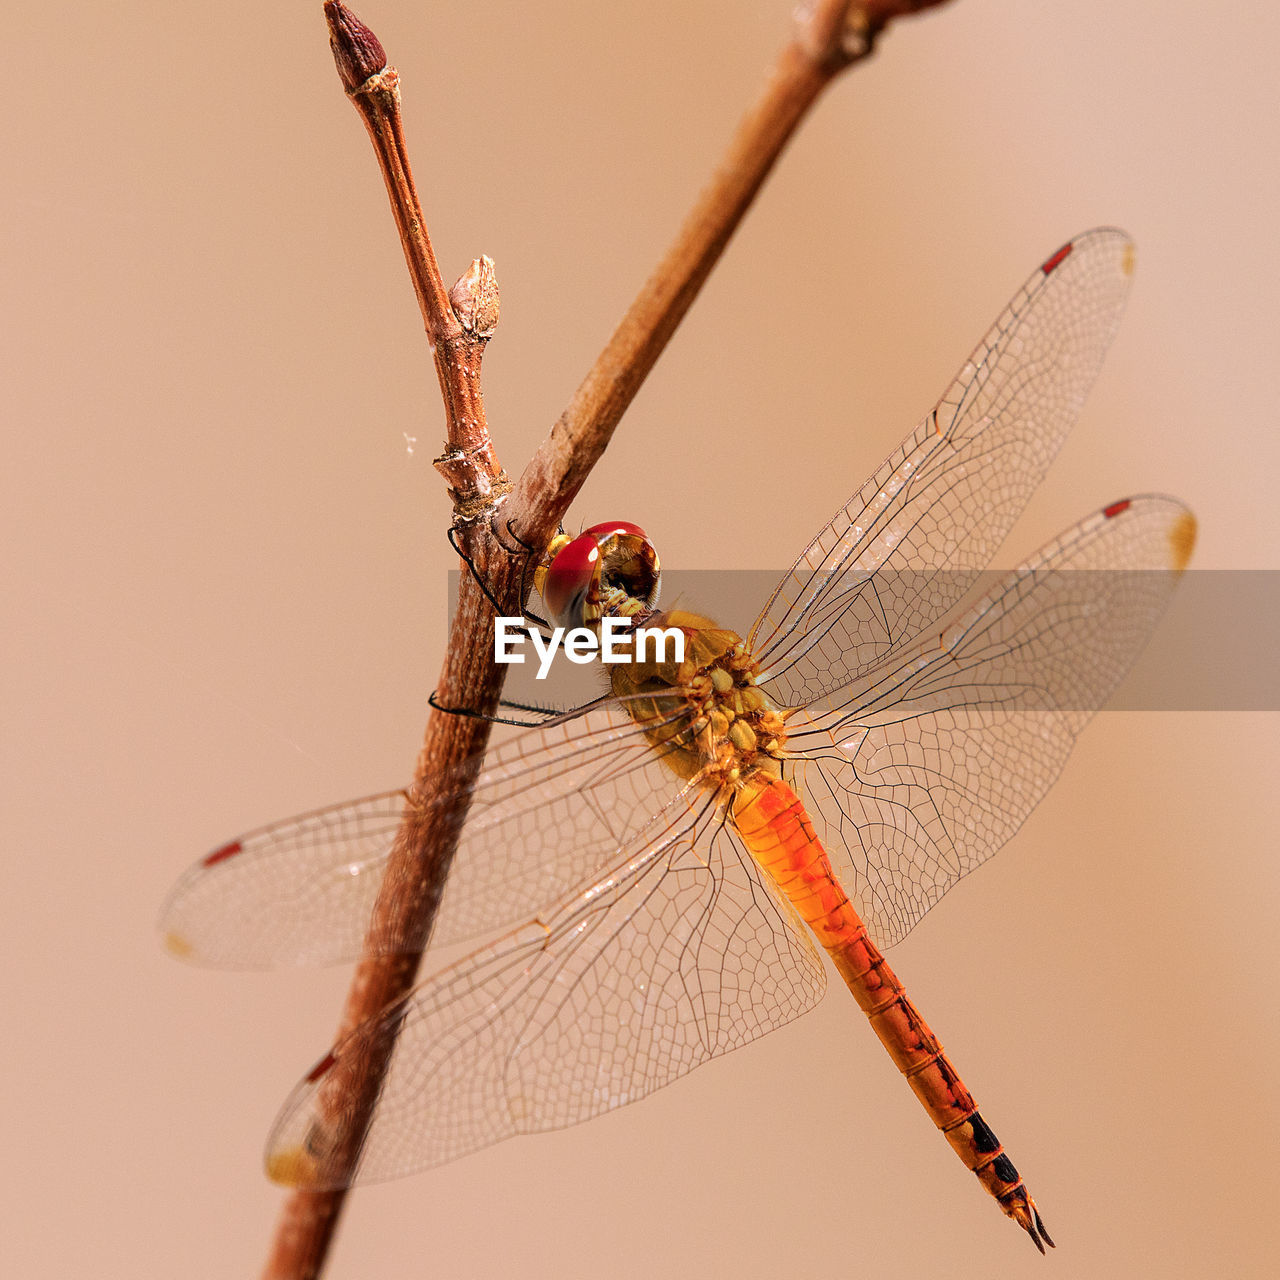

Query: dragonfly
<box><xmin>161</xmin><ymin>229</ymin><xmax>1195</xmax><ymax>1252</ymax></box>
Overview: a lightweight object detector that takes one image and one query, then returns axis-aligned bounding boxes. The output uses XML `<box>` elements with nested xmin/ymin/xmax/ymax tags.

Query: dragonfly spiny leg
<box><xmin>447</xmin><ymin>523</ymin><xmax>508</xmax><ymax>617</ymax></box>
<box><xmin>434</xmin><ymin>518</ymin><xmax>589</xmax><ymax>724</ymax></box>
<box><xmin>448</xmin><ymin>521</ymin><xmax>555</xmax><ymax>636</ymax></box>
<box><xmin>426</xmin><ymin>689</ymin><xmax>565</xmax><ymax>728</ymax></box>
<box><xmin>492</xmin><ymin>514</ymin><xmax>541</xmax><ymax>556</ymax></box>
<box><xmin>442</xmin><ymin>525</ymin><xmax>558</xmax><ymax>718</ymax></box>
<box><xmin>498</xmin><ymin>514</ymin><xmax>560</xmax><ymax>630</ymax></box>
<box><xmin>428</xmin><ymin>686</ymin><xmax>616</xmax><ymax>728</ymax></box>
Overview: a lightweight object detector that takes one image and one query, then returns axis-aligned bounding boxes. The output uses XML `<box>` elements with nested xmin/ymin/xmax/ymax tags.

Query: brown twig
<box><xmin>262</xmin><ymin>2</ymin><xmax>953</xmax><ymax>1276</ymax></box>
<box><xmin>507</xmin><ymin>0</ymin><xmax>954</xmax><ymax>548</ymax></box>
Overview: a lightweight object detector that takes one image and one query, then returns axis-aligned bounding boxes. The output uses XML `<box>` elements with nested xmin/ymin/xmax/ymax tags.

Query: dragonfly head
<box><xmin>537</xmin><ymin>520</ymin><xmax>661</xmax><ymax>629</ymax></box>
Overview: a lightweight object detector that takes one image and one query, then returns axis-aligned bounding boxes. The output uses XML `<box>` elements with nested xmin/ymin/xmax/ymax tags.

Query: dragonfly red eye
<box><xmin>542</xmin><ymin>532</ymin><xmax>601</xmax><ymax>627</ymax></box>
<box><xmin>541</xmin><ymin>522</ymin><xmax>659</xmax><ymax>627</ymax></box>
<box><xmin>582</xmin><ymin>520</ymin><xmax>648</xmax><ymax>542</ymax></box>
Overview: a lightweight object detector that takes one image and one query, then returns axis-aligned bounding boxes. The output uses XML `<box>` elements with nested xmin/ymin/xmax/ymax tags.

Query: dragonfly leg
<box><xmin>491</xmin><ymin>513</ymin><xmax>541</xmax><ymax>556</ymax></box>
<box><xmin>428</xmin><ymin>688</ymin><xmax>614</xmax><ymax>728</ymax></box>
<box><xmin>494</xmin><ymin>514</ymin><xmax>558</xmax><ymax>628</ymax></box>
<box><xmin>447</xmin><ymin>521</ymin><xmax>555</xmax><ymax>630</ymax></box>
<box><xmin>448</xmin><ymin>523</ymin><xmax>505</xmax><ymax>615</ymax></box>
<box><xmin>428</xmin><ymin>689</ymin><xmax>576</xmax><ymax>728</ymax></box>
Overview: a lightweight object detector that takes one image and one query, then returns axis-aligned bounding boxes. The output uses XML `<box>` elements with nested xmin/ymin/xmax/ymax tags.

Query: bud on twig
<box><xmin>325</xmin><ymin>1</ymin><xmax>388</xmax><ymax>93</ymax></box>
<box><xmin>449</xmin><ymin>257</ymin><xmax>501</xmax><ymax>339</ymax></box>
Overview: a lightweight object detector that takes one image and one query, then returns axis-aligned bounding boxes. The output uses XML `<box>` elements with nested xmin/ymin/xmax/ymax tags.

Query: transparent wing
<box><xmin>782</xmin><ymin>496</ymin><xmax>1194</xmax><ymax>948</ymax></box>
<box><xmin>160</xmin><ymin>698</ymin><xmax>699</xmax><ymax>968</ymax></box>
<box><xmin>265</xmin><ymin>800</ymin><xmax>826</xmax><ymax>1187</ymax></box>
<box><xmin>751</xmin><ymin>229</ymin><xmax>1136</xmax><ymax>708</ymax></box>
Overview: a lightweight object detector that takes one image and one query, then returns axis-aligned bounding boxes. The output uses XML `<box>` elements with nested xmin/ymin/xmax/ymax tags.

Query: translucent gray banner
<box><xmin>449</xmin><ymin>570</ymin><xmax>1280</xmax><ymax>712</ymax></box>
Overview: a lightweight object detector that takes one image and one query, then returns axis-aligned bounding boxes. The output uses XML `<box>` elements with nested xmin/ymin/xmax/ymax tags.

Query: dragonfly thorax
<box><xmin>535</xmin><ymin>525</ymin><xmax>787</xmax><ymax>790</ymax></box>
<box><xmin>609</xmin><ymin>609</ymin><xmax>788</xmax><ymax>789</ymax></box>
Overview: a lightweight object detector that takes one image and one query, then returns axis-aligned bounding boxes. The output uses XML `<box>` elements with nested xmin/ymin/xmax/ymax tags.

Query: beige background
<box><xmin>4</xmin><ymin>2</ymin><xmax>1278</xmax><ymax>1277</ymax></box>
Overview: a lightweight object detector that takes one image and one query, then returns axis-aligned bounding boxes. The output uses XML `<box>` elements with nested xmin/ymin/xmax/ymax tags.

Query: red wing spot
<box><xmin>306</xmin><ymin>1051</ymin><xmax>337</xmax><ymax>1084</ymax></box>
<box><xmin>1103</xmin><ymin>499</ymin><xmax>1132</xmax><ymax>519</ymax></box>
<box><xmin>1041</xmin><ymin>243</ymin><xmax>1074</xmax><ymax>275</ymax></box>
<box><xmin>202</xmin><ymin>840</ymin><xmax>243</xmax><ymax>867</ymax></box>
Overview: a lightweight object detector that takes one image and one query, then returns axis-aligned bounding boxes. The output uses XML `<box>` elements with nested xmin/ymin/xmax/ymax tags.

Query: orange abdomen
<box><xmin>731</xmin><ymin>774</ymin><xmax>1053</xmax><ymax>1252</ymax></box>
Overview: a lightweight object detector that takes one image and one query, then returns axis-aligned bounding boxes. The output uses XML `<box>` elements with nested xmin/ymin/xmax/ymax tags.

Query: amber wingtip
<box><xmin>161</xmin><ymin>929</ymin><xmax>194</xmax><ymax>960</ymax></box>
<box><xmin>265</xmin><ymin>1144</ymin><xmax>317</xmax><ymax>1189</ymax></box>
<box><xmin>1170</xmin><ymin>509</ymin><xmax>1197</xmax><ymax>576</ymax></box>
<box><xmin>324</xmin><ymin>1</ymin><xmax>388</xmax><ymax>93</ymax></box>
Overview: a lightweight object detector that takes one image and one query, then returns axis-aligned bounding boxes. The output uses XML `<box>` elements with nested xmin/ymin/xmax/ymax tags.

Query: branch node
<box><xmin>434</xmin><ymin>446</ymin><xmax>511</xmax><ymax>519</ymax></box>
<box><xmin>450</xmin><ymin>256</ymin><xmax>501</xmax><ymax>339</ymax></box>
<box><xmin>351</xmin><ymin>65</ymin><xmax>401</xmax><ymax>102</ymax></box>
<box><xmin>841</xmin><ymin>8</ymin><xmax>874</xmax><ymax>60</ymax></box>
<box><xmin>795</xmin><ymin>0</ymin><xmax>953</xmax><ymax>68</ymax></box>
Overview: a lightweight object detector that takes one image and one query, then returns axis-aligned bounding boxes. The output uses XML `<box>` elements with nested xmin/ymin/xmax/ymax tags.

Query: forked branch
<box><xmin>262</xmin><ymin>2</ymin><xmax>954</xmax><ymax>1276</ymax></box>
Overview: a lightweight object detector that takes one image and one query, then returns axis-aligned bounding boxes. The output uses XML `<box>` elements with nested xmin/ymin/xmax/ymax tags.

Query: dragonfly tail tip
<box><xmin>1006</xmin><ymin>1190</ymin><xmax>1054</xmax><ymax>1253</ymax></box>
<box><xmin>1021</xmin><ymin>1201</ymin><xmax>1054</xmax><ymax>1254</ymax></box>
<box><xmin>1034</xmin><ymin>1206</ymin><xmax>1055</xmax><ymax>1250</ymax></box>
